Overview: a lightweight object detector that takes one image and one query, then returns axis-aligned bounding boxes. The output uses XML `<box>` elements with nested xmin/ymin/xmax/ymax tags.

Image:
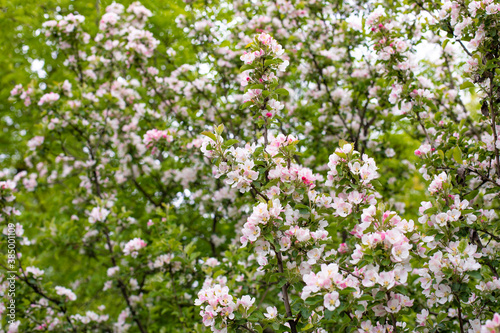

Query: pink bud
<box><xmin>266</xmin><ymin>112</ymin><xmax>273</xmax><ymax>118</ymax></box>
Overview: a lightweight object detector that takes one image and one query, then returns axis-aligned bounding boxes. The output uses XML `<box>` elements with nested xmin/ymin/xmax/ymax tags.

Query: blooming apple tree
<box><xmin>2</xmin><ymin>0</ymin><xmax>500</xmax><ymax>332</ymax></box>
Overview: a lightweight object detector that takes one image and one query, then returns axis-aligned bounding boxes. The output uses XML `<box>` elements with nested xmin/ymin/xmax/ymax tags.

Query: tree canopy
<box><xmin>2</xmin><ymin>0</ymin><xmax>500</xmax><ymax>332</ymax></box>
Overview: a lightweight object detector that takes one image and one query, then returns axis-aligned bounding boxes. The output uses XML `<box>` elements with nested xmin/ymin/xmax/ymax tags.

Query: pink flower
<box><xmin>237</xmin><ymin>295</ymin><xmax>255</xmax><ymax>310</ymax></box>
<box><xmin>377</xmin><ymin>271</ymin><xmax>395</xmax><ymax>289</ymax></box>
<box><xmin>27</xmin><ymin>136</ymin><xmax>44</xmax><ymax>151</ymax></box>
<box><xmin>481</xmin><ymin>313</ymin><xmax>500</xmax><ymax>333</ymax></box>
<box><xmin>38</xmin><ymin>92</ymin><xmax>60</xmax><ymax>106</ymax></box>
<box><xmin>324</xmin><ymin>291</ymin><xmax>340</xmax><ymax>311</ymax></box>
<box><xmin>279</xmin><ymin>236</ymin><xmax>291</xmax><ymax>251</ymax></box>
<box><xmin>416</xmin><ymin>309</ymin><xmax>429</xmax><ymax>326</ymax></box>
<box><xmin>384</xmin><ymin>298</ymin><xmax>401</xmax><ymax>313</ymax></box>
<box><xmin>264</xmin><ymin>306</ymin><xmax>277</xmax><ymax>319</ymax></box>
<box><xmin>55</xmin><ymin>286</ymin><xmax>77</xmax><ymax>301</ymax></box>
<box><xmin>240</xmin><ymin>52</ymin><xmax>255</xmax><ymax>65</ymax></box>
<box><xmin>88</xmin><ymin>207</ymin><xmax>110</xmax><ymax>224</ymax></box>
<box><xmin>123</xmin><ymin>238</ymin><xmax>147</xmax><ymax>257</ymax></box>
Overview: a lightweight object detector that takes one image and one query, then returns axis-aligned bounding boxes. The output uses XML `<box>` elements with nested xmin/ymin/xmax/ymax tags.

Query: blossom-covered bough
<box><xmin>2</xmin><ymin>0</ymin><xmax>500</xmax><ymax>332</ymax></box>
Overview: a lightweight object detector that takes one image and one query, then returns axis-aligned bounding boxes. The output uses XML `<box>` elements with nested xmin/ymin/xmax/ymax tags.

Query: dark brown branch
<box><xmin>275</xmin><ymin>252</ymin><xmax>298</xmax><ymax>333</ymax></box>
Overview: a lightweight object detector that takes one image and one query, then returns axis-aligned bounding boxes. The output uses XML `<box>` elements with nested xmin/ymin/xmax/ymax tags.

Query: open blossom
<box><xmin>38</xmin><ymin>92</ymin><xmax>60</xmax><ymax>106</ymax></box>
<box><xmin>264</xmin><ymin>306</ymin><xmax>278</xmax><ymax>319</ymax></box>
<box><xmin>240</xmin><ymin>51</ymin><xmax>255</xmax><ymax>64</ymax></box>
<box><xmin>323</xmin><ymin>291</ymin><xmax>340</xmax><ymax>311</ymax></box>
<box><xmin>10</xmin><ymin>84</ymin><xmax>23</xmax><ymax>96</ymax></box>
<box><xmin>267</xmin><ymin>99</ymin><xmax>284</xmax><ymax>117</ymax></box>
<box><xmin>25</xmin><ymin>266</ymin><xmax>44</xmax><ymax>278</ymax></box>
<box><xmin>55</xmin><ymin>286</ymin><xmax>77</xmax><ymax>301</ymax></box>
<box><xmin>378</xmin><ymin>271</ymin><xmax>396</xmax><ymax>289</ymax></box>
<box><xmin>391</xmin><ymin>242</ymin><xmax>412</xmax><ymax>262</ymax></box>
<box><xmin>237</xmin><ymin>295</ymin><xmax>255</xmax><ymax>310</ymax></box>
<box><xmin>143</xmin><ymin>129</ymin><xmax>174</xmax><ymax>154</ymax></box>
<box><xmin>27</xmin><ymin>136</ymin><xmax>44</xmax><ymax>151</ymax></box>
<box><xmin>279</xmin><ymin>236</ymin><xmax>291</xmax><ymax>251</ymax></box>
<box><xmin>143</xmin><ymin>129</ymin><xmax>174</xmax><ymax>147</ymax></box>
<box><xmin>416</xmin><ymin>309</ymin><xmax>429</xmax><ymax>326</ymax></box>
<box><xmin>481</xmin><ymin>313</ymin><xmax>500</xmax><ymax>333</ymax></box>
<box><xmin>154</xmin><ymin>254</ymin><xmax>174</xmax><ymax>268</ymax></box>
<box><xmin>123</xmin><ymin>238</ymin><xmax>147</xmax><ymax>257</ymax></box>
<box><xmin>107</xmin><ymin>266</ymin><xmax>120</xmax><ymax>277</ymax></box>
<box><xmin>195</xmin><ymin>281</ymin><xmax>242</xmax><ymax>331</ymax></box>
<box><xmin>435</xmin><ymin>284</ymin><xmax>453</xmax><ymax>304</ymax></box>
<box><xmin>88</xmin><ymin>207</ymin><xmax>110</xmax><ymax>224</ymax></box>
<box><xmin>278</xmin><ymin>60</ymin><xmax>289</xmax><ymax>72</ymax></box>
<box><xmin>428</xmin><ymin>172</ymin><xmax>448</xmax><ymax>194</ymax></box>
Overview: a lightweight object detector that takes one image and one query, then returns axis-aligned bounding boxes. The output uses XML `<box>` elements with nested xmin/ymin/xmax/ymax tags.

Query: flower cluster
<box><xmin>195</xmin><ymin>280</ymin><xmax>255</xmax><ymax>332</ymax></box>
<box><xmin>240</xmin><ymin>33</ymin><xmax>287</xmax><ymax>66</ymax></box>
<box><xmin>143</xmin><ymin>129</ymin><xmax>175</xmax><ymax>154</ymax></box>
<box><xmin>326</xmin><ymin>143</ymin><xmax>379</xmax><ymax>187</ymax></box>
<box><xmin>123</xmin><ymin>238</ymin><xmax>147</xmax><ymax>257</ymax></box>
<box><xmin>482</xmin><ymin>313</ymin><xmax>500</xmax><ymax>333</ymax></box>
<box><xmin>239</xmin><ymin>33</ymin><xmax>289</xmax><ymax>118</ymax></box>
<box><xmin>55</xmin><ymin>286</ymin><xmax>77</xmax><ymax>301</ymax></box>
<box><xmin>88</xmin><ymin>207</ymin><xmax>110</xmax><ymax>224</ymax></box>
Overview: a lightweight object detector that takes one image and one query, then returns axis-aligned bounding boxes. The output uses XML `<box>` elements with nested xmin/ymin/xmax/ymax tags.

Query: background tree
<box><xmin>2</xmin><ymin>0</ymin><xmax>500</xmax><ymax>333</ymax></box>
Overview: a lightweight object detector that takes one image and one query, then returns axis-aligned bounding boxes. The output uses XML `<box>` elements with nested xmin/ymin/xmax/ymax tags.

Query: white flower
<box><xmin>264</xmin><ymin>306</ymin><xmax>277</xmax><ymax>319</ymax></box>
<box><xmin>55</xmin><ymin>286</ymin><xmax>77</xmax><ymax>301</ymax></box>
<box><xmin>88</xmin><ymin>207</ymin><xmax>110</xmax><ymax>224</ymax></box>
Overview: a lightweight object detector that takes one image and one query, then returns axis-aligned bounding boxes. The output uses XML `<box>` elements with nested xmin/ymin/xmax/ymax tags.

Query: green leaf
<box><xmin>375</xmin><ymin>291</ymin><xmax>386</xmax><ymax>300</ymax></box>
<box><xmin>240</xmin><ymin>101</ymin><xmax>254</xmax><ymax>110</ymax></box>
<box><xmin>339</xmin><ymin>287</ymin><xmax>356</xmax><ymax>294</ymax></box>
<box><xmin>335</xmin><ymin>152</ymin><xmax>347</xmax><ymax>159</ymax></box>
<box><xmin>201</xmin><ymin>131</ymin><xmax>217</xmax><ymax>142</ymax></box>
<box><xmin>248</xmin><ymin>84</ymin><xmax>265</xmax><ymax>90</ymax></box>
<box><xmin>464</xmin><ymin>189</ymin><xmax>478</xmax><ymax>200</ymax></box>
<box><xmin>442</xmin><ymin>39</ymin><xmax>449</xmax><ymax>49</ymax></box>
<box><xmin>262</xmin><ymin>179</ymin><xmax>279</xmax><ymax>190</ymax></box>
<box><xmin>240</xmin><ymin>64</ymin><xmax>255</xmax><ymax>72</ymax></box>
<box><xmin>305</xmin><ymin>295</ymin><xmax>323</xmax><ymax>305</ymax></box>
<box><xmin>277</xmin><ymin>278</ymin><xmax>288</xmax><ymax>288</ymax></box>
<box><xmin>219</xmin><ymin>40</ymin><xmax>230</xmax><ymax>48</ymax></box>
<box><xmin>394</xmin><ymin>285</ymin><xmax>407</xmax><ymax>294</ymax></box>
<box><xmin>264</xmin><ymin>59</ymin><xmax>279</xmax><ymax>66</ymax></box>
<box><xmin>358</xmin><ymin>294</ymin><xmax>373</xmax><ymax>301</ymax></box>
<box><xmin>216</xmin><ymin>124</ymin><xmax>225</xmax><ymax>135</ymax></box>
<box><xmin>301</xmin><ymin>306</ymin><xmax>312</xmax><ymax>319</ymax></box>
<box><xmin>436</xmin><ymin>312</ymin><xmax>447</xmax><ymax>324</ymax></box>
<box><xmin>274</xmin><ymin>88</ymin><xmax>289</xmax><ymax>96</ymax></box>
<box><xmin>459</xmin><ymin>81</ymin><xmax>475</xmax><ymax>90</ymax></box>
<box><xmin>453</xmin><ymin>146</ymin><xmax>463</xmax><ymax>165</ymax></box>
<box><xmin>223</xmin><ymin>139</ymin><xmax>239</xmax><ymax>148</ymax></box>
<box><xmin>338</xmin><ymin>139</ymin><xmax>349</xmax><ymax>148</ymax></box>
<box><xmin>213</xmin><ymin>269</ymin><xmax>225</xmax><ymax>278</ymax></box>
